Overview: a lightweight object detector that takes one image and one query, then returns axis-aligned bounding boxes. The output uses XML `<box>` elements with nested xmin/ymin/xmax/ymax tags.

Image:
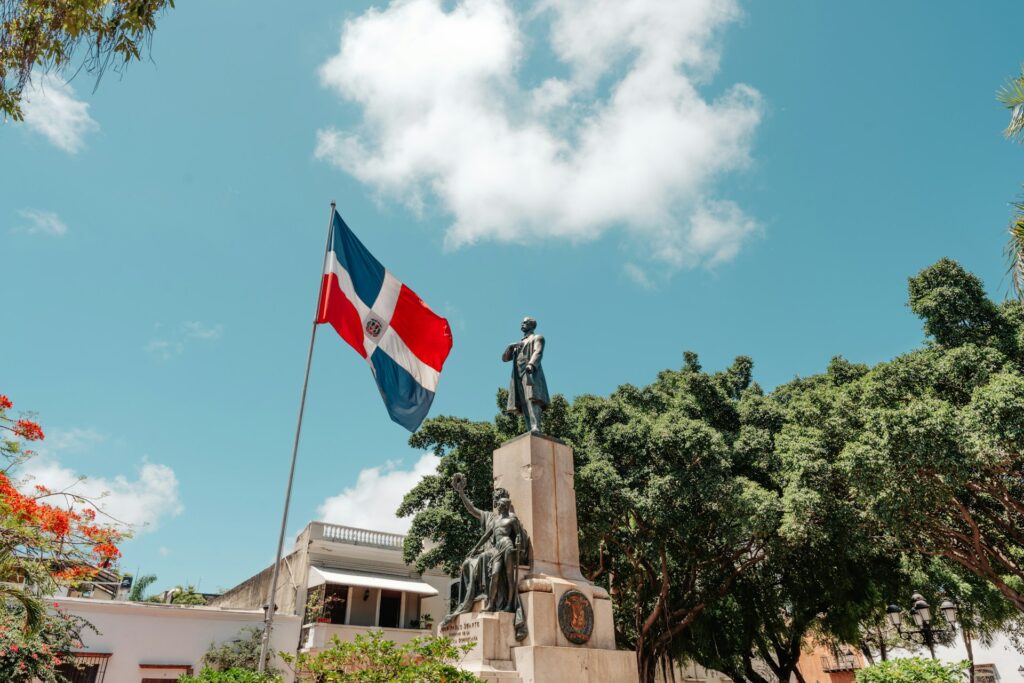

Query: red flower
<box><xmin>0</xmin><ymin>395</ymin><xmax>11</xmax><ymax>410</ymax></box>
<box><xmin>13</xmin><ymin>419</ymin><xmax>44</xmax><ymax>441</ymax></box>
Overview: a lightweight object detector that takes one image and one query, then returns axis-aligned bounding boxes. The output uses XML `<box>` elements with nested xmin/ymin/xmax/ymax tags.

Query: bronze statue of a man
<box><xmin>502</xmin><ymin>316</ymin><xmax>549</xmax><ymax>434</ymax></box>
<box><xmin>441</xmin><ymin>473</ymin><xmax>529</xmax><ymax>641</ymax></box>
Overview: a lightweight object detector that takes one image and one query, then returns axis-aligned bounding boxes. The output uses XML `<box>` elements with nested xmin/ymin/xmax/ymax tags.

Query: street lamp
<box><xmin>886</xmin><ymin>594</ymin><xmax>958</xmax><ymax>660</ymax></box>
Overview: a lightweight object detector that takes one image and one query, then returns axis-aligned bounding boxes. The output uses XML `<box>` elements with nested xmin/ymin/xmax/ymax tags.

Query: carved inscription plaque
<box><xmin>441</xmin><ymin>618</ymin><xmax>482</xmax><ymax>650</ymax></box>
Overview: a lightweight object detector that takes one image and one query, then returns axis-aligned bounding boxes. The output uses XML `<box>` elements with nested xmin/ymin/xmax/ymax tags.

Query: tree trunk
<box><xmin>859</xmin><ymin>640</ymin><xmax>876</xmax><ymax>666</ymax></box>
<box><xmin>964</xmin><ymin>629</ymin><xmax>975</xmax><ymax>683</ymax></box>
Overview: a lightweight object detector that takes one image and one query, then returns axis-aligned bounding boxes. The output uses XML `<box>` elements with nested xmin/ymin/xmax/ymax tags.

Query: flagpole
<box><xmin>258</xmin><ymin>200</ymin><xmax>336</xmax><ymax>674</ymax></box>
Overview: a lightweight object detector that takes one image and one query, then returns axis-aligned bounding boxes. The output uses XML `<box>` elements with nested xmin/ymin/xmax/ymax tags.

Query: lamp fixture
<box><xmin>886</xmin><ymin>593</ymin><xmax>957</xmax><ymax>660</ymax></box>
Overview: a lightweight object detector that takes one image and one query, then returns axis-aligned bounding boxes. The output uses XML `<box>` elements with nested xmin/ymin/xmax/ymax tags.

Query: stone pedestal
<box><xmin>446</xmin><ymin>433</ymin><xmax>638</xmax><ymax>683</ymax></box>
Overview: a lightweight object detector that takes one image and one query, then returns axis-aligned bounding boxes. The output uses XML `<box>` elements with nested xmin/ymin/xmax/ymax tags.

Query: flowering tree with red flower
<box><xmin>0</xmin><ymin>394</ymin><xmax>124</xmax><ymax>650</ymax></box>
<box><xmin>0</xmin><ymin>602</ymin><xmax>95</xmax><ymax>682</ymax></box>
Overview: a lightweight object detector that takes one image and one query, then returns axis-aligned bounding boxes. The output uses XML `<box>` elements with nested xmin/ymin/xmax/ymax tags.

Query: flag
<box><xmin>315</xmin><ymin>211</ymin><xmax>453</xmax><ymax>431</ymax></box>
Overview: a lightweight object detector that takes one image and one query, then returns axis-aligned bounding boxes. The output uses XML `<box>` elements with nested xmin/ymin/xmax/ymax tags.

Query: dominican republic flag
<box><xmin>316</xmin><ymin>211</ymin><xmax>453</xmax><ymax>431</ymax></box>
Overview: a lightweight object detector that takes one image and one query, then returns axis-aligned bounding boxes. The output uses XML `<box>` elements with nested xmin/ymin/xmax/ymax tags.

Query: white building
<box><xmin>210</xmin><ymin>521</ymin><xmax>453</xmax><ymax>655</ymax></box>
<box><xmin>56</xmin><ymin>597</ymin><xmax>300</xmax><ymax>682</ymax></box>
<box><xmin>890</xmin><ymin>632</ymin><xmax>1024</xmax><ymax>683</ymax></box>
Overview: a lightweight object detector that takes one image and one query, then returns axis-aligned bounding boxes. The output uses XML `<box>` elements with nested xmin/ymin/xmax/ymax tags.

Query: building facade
<box><xmin>210</xmin><ymin>521</ymin><xmax>453</xmax><ymax>655</ymax></box>
<box><xmin>57</xmin><ymin>596</ymin><xmax>301</xmax><ymax>682</ymax></box>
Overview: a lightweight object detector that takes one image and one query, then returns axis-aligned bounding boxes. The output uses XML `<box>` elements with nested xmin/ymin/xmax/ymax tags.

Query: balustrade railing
<box><xmin>315</xmin><ymin>523</ymin><xmax>405</xmax><ymax>549</ymax></box>
<box><xmin>821</xmin><ymin>654</ymin><xmax>860</xmax><ymax>672</ymax></box>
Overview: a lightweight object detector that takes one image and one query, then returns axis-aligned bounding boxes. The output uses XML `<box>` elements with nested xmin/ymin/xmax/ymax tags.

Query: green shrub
<box><xmin>177</xmin><ymin>667</ymin><xmax>280</xmax><ymax>683</ymax></box>
<box><xmin>280</xmin><ymin>630</ymin><xmax>483</xmax><ymax>682</ymax></box>
<box><xmin>856</xmin><ymin>658</ymin><xmax>969</xmax><ymax>683</ymax></box>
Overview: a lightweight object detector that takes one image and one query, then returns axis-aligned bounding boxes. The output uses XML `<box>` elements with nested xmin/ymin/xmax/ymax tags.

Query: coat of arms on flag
<box><xmin>315</xmin><ymin>211</ymin><xmax>453</xmax><ymax>431</ymax></box>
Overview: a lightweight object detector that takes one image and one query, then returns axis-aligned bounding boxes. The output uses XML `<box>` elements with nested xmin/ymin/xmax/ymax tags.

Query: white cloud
<box><xmin>20</xmin><ymin>429</ymin><xmax>183</xmax><ymax>534</ymax></box>
<box><xmin>183</xmin><ymin>321</ymin><xmax>224</xmax><ymax>341</ymax></box>
<box><xmin>21</xmin><ymin>74</ymin><xmax>99</xmax><ymax>154</ymax></box>
<box><xmin>146</xmin><ymin>321</ymin><xmax>224</xmax><ymax>360</ymax></box>
<box><xmin>316</xmin><ymin>0</ymin><xmax>762</xmax><ymax>274</ymax></box>
<box><xmin>16</xmin><ymin>208</ymin><xmax>68</xmax><ymax>237</ymax></box>
<box><xmin>317</xmin><ymin>453</ymin><xmax>440</xmax><ymax>534</ymax></box>
<box><xmin>624</xmin><ymin>262</ymin><xmax>654</xmax><ymax>289</ymax></box>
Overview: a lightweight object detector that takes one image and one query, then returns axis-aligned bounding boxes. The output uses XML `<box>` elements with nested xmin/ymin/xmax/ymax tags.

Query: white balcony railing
<box><xmin>312</xmin><ymin>523</ymin><xmax>406</xmax><ymax>550</ymax></box>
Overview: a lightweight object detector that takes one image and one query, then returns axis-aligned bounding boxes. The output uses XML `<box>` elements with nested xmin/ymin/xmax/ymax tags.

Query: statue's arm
<box><xmin>527</xmin><ymin>335</ymin><xmax>544</xmax><ymax>369</ymax></box>
<box><xmin>502</xmin><ymin>342</ymin><xmax>520</xmax><ymax>362</ymax></box>
<box><xmin>457</xmin><ymin>489</ymin><xmax>484</xmax><ymax>521</ymax></box>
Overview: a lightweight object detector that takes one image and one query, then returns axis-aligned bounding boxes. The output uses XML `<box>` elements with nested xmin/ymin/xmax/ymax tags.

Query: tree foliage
<box><xmin>201</xmin><ymin>627</ymin><xmax>272</xmax><ymax>674</ymax></box>
<box><xmin>835</xmin><ymin>260</ymin><xmax>1024</xmax><ymax>613</ymax></box>
<box><xmin>169</xmin><ymin>584</ymin><xmax>207</xmax><ymax>605</ymax></box>
<box><xmin>0</xmin><ymin>602</ymin><xmax>95</xmax><ymax>682</ymax></box>
<box><xmin>856</xmin><ymin>658</ymin><xmax>969</xmax><ymax>683</ymax></box>
<box><xmin>0</xmin><ymin>0</ymin><xmax>173</xmax><ymax>120</ymax></box>
<box><xmin>280</xmin><ymin>631</ymin><xmax>482</xmax><ymax>683</ymax></box>
<box><xmin>0</xmin><ymin>393</ymin><xmax>123</xmax><ymax>634</ymax></box>
<box><xmin>127</xmin><ymin>573</ymin><xmax>156</xmax><ymax>602</ymax></box>
<box><xmin>178</xmin><ymin>668</ymin><xmax>280</xmax><ymax>683</ymax></box>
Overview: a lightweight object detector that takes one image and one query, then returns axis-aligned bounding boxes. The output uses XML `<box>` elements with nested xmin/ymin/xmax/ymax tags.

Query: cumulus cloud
<box><xmin>20</xmin><ymin>429</ymin><xmax>184</xmax><ymax>534</ymax></box>
<box><xmin>146</xmin><ymin>321</ymin><xmax>224</xmax><ymax>360</ymax></box>
<box><xmin>21</xmin><ymin>74</ymin><xmax>99</xmax><ymax>153</ymax></box>
<box><xmin>16</xmin><ymin>208</ymin><xmax>68</xmax><ymax>237</ymax></box>
<box><xmin>317</xmin><ymin>453</ymin><xmax>440</xmax><ymax>534</ymax></box>
<box><xmin>316</xmin><ymin>0</ymin><xmax>762</xmax><ymax>273</ymax></box>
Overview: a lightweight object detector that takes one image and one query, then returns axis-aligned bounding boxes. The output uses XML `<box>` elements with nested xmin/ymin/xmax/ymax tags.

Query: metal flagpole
<box><xmin>257</xmin><ymin>200</ymin><xmax>337</xmax><ymax>674</ymax></box>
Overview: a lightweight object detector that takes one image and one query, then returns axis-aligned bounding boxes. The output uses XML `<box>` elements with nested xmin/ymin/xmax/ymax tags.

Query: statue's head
<box><xmin>493</xmin><ymin>487</ymin><xmax>511</xmax><ymax>511</ymax></box>
<box><xmin>521</xmin><ymin>317</ymin><xmax>537</xmax><ymax>334</ymax></box>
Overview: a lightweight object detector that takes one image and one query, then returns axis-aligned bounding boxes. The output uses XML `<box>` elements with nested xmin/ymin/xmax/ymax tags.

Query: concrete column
<box><xmin>492</xmin><ymin>433</ymin><xmax>583</xmax><ymax>580</ymax></box>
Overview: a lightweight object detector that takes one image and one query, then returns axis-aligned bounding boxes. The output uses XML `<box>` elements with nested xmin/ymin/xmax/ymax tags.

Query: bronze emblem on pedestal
<box><xmin>557</xmin><ymin>589</ymin><xmax>594</xmax><ymax>644</ymax></box>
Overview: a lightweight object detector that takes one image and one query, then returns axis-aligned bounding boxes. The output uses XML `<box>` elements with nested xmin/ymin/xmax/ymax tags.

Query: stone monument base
<box><xmin>441</xmin><ymin>608</ymin><xmax>638</xmax><ymax>683</ymax></box>
<box><xmin>440</xmin><ymin>433</ymin><xmax>639</xmax><ymax>682</ymax></box>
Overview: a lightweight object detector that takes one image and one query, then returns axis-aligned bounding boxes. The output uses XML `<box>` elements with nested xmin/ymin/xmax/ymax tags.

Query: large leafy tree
<box><xmin>0</xmin><ymin>0</ymin><xmax>173</xmax><ymax>120</ymax></box>
<box><xmin>399</xmin><ymin>357</ymin><xmax>781</xmax><ymax>683</ymax></box>
<box><xmin>835</xmin><ymin>259</ymin><xmax>1024</xmax><ymax>614</ymax></box>
<box><xmin>681</xmin><ymin>360</ymin><xmax>904</xmax><ymax>683</ymax></box>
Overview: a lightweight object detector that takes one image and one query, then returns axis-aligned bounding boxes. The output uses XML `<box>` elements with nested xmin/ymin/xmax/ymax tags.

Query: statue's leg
<box><xmin>527</xmin><ymin>401</ymin><xmax>542</xmax><ymax>434</ymax></box>
<box><xmin>503</xmin><ymin>550</ymin><xmax>518</xmax><ymax>611</ymax></box>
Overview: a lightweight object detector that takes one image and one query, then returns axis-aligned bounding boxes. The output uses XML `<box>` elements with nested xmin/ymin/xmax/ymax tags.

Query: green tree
<box><xmin>169</xmin><ymin>584</ymin><xmax>207</xmax><ymax>605</ymax></box>
<box><xmin>399</xmin><ymin>357</ymin><xmax>781</xmax><ymax>683</ymax></box>
<box><xmin>0</xmin><ymin>603</ymin><xmax>96</xmax><ymax>682</ymax></box>
<box><xmin>202</xmin><ymin>627</ymin><xmax>271</xmax><ymax>674</ymax></box>
<box><xmin>280</xmin><ymin>630</ymin><xmax>482</xmax><ymax>682</ymax></box>
<box><xmin>856</xmin><ymin>658</ymin><xmax>969</xmax><ymax>683</ymax></box>
<box><xmin>128</xmin><ymin>573</ymin><xmax>157</xmax><ymax>602</ymax></box>
<box><xmin>681</xmin><ymin>359</ymin><xmax>904</xmax><ymax>683</ymax></box>
<box><xmin>838</xmin><ymin>259</ymin><xmax>1024</xmax><ymax>614</ymax></box>
<box><xmin>0</xmin><ymin>0</ymin><xmax>174</xmax><ymax>120</ymax></box>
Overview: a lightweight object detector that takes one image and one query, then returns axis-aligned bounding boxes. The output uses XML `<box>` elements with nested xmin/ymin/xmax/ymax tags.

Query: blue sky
<box><xmin>1</xmin><ymin>1</ymin><xmax>1021</xmax><ymax>593</ymax></box>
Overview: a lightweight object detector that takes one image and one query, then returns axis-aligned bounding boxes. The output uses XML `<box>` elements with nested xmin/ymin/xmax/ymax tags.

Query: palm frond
<box><xmin>1005</xmin><ymin>199</ymin><xmax>1024</xmax><ymax>299</ymax></box>
<box><xmin>997</xmin><ymin>66</ymin><xmax>1024</xmax><ymax>141</ymax></box>
<box><xmin>0</xmin><ymin>586</ymin><xmax>46</xmax><ymax>635</ymax></box>
<box><xmin>129</xmin><ymin>573</ymin><xmax>157</xmax><ymax>602</ymax></box>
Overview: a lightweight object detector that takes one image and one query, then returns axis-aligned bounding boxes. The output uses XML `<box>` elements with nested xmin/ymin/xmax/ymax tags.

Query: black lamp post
<box><xmin>886</xmin><ymin>594</ymin><xmax>958</xmax><ymax>660</ymax></box>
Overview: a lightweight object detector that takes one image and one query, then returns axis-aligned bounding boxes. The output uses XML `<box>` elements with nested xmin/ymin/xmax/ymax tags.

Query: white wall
<box><xmin>890</xmin><ymin>632</ymin><xmax>1024</xmax><ymax>681</ymax></box>
<box><xmin>58</xmin><ymin>597</ymin><xmax>300</xmax><ymax>682</ymax></box>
